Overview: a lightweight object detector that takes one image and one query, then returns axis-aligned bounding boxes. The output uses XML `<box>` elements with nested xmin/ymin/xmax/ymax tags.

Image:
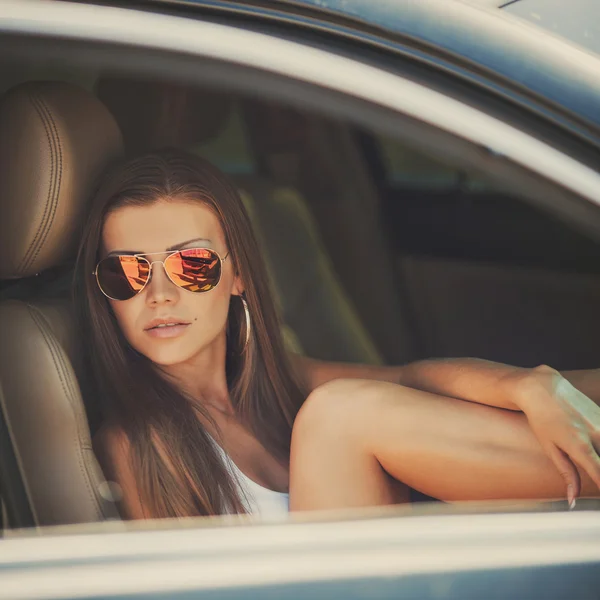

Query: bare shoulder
<box><xmin>93</xmin><ymin>421</ymin><xmax>132</xmax><ymax>465</ymax></box>
<box><xmin>93</xmin><ymin>422</ymin><xmax>147</xmax><ymax>519</ymax></box>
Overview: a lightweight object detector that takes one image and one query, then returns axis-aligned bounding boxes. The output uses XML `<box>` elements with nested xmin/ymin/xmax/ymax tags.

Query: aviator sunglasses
<box><xmin>94</xmin><ymin>247</ymin><xmax>229</xmax><ymax>301</ymax></box>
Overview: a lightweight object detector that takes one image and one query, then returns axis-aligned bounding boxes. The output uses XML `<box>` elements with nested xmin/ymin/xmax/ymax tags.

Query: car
<box><xmin>0</xmin><ymin>0</ymin><xmax>599</xmax><ymax>597</ymax></box>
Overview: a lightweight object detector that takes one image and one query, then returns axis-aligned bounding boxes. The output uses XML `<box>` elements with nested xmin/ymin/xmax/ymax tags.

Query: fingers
<box><xmin>572</xmin><ymin>438</ymin><xmax>600</xmax><ymax>493</ymax></box>
<box><xmin>546</xmin><ymin>444</ymin><xmax>580</xmax><ymax>508</ymax></box>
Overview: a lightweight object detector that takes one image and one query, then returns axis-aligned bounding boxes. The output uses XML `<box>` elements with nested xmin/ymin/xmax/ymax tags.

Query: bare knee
<box><xmin>292</xmin><ymin>378</ymin><xmax>375</xmax><ymax>447</ymax></box>
<box><xmin>290</xmin><ymin>379</ymin><xmax>412</xmax><ymax>510</ymax></box>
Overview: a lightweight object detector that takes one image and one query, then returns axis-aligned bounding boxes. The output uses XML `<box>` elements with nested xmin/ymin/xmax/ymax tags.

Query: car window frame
<box><xmin>2</xmin><ymin>0</ymin><xmax>600</xmax><ymax>530</ymax></box>
<box><xmin>1</xmin><ymin>509</ymin><xmax>600</xmax><ymax>598</ymax></box>
<box><xmin>2</xmin><ymin>0</ymin><xmax>600</xmax><ymax>211</ymax></box>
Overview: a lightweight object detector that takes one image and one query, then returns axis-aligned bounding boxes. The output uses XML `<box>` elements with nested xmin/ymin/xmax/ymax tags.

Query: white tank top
<box><xmin>211</xmin><ymin>440</ymin><xmax>289</xmax><ymax>518</ymax></box>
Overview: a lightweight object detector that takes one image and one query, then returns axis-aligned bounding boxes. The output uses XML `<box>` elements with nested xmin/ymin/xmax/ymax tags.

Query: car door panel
<box><xmin>401</xmin><ymin>255</ymin><xmax>600</xmax><ymax>369</ymax></box>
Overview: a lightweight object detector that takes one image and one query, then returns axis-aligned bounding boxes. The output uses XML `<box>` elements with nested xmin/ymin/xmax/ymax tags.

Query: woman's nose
<box><xmin>145</xmin><ymin>261</ymin><xmax>179</xmax><ymax>305</ymax></box>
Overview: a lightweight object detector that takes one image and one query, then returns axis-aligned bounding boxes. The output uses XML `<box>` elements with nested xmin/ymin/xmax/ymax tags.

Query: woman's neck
<box><xmin>159</xmin><ymin>331</ymin><xmax>233</xmax><ymax>414</ymax></box>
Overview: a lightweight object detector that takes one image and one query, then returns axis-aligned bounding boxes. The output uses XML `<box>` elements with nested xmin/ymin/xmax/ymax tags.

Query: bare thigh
<box><xmin>289</xmin><ymin>381</ymin><xmax>411</xmax><ymax>512</ymax></box>
<box><xmin>289</xmin><ymin>378</ymin><xmax>598</xmax><ymax>512</ymax></box>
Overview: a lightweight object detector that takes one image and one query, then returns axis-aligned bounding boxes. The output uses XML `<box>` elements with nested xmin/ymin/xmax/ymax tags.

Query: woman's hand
<box><xmin>509</xmin><ymin>365</ymin><xmax>600</xmax><ymax>507</ymax></box>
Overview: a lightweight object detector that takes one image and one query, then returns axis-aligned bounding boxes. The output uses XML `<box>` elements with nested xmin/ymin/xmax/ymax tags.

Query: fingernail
<box><xmin>567</xmin><ymin>484</ymin><xmax>576</xmax><ymax>510</ymax></box>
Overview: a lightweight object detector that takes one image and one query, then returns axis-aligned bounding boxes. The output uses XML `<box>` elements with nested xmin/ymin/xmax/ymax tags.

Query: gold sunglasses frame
<box><xmin>94</xmin><ymin>247</ymin><xmax>230</xmax><ymax>301</ymax></box>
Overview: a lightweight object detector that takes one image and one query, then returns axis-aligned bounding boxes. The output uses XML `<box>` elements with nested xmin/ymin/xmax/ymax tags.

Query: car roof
<box><xmin>25</xmin><ymin>0</ymin><xmax>598</xmax><ymax>147</ymax></box>
<box><xmin>276</xmin><ymin>0</ymin><xmax>600</xmax><ymax>61</ymax></box>
<box><xmin>195</xmin><ymin>0</ymin><xmax>516</xmax><ymax>19</ymax></box>
<box><xmin>458</xmin><ymin>0</ymin><xmax>514</xmax><ymax>7</ymax></box>
<box><xmin>154</xmin><ymin>0</ymin><xmax>599</xmax><ymax>138</ymax></box>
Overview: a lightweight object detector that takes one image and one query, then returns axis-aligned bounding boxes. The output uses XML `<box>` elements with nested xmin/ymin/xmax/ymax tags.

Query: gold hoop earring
<box><xmin>240</xmin><ymin>295</ymin><xmax>251</xmax><ymax>352</ymax></box>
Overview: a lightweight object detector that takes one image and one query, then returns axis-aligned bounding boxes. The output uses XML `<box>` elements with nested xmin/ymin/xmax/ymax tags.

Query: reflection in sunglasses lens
<box><xmin>166</xmin><ymin>249</ymin><xmax>221</xmax><ymax>292</ymax></box>
<box><xmin>99</xmin><ymin>256</ymin><xmax>149</xmax><ymax>300</ymax></box>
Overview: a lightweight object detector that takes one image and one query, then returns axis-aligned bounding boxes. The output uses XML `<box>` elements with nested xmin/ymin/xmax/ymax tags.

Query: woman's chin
<box><xmin>130</xmin><ymin>329</ymin><xmax>223</xmax><ymax>368</ymax></box>
<box><xmin>136</xmin><ymin>345</ymin><xmax>197</xmax><ymax>368</ymax></box>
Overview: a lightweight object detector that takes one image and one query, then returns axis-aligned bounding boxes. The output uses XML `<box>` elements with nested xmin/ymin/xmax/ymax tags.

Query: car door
<box><xmin>2</xmin><ymin>0</ymin><xmax>600</xmax><ymax>526</ymax></box>
<box><xmin>1</xmin><ymin>1</ymin><xmax>600</xmax><ymax>597</ymax></box>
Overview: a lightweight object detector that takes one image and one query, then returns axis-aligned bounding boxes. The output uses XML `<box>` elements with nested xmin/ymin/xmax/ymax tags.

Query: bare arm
<box><xmin>298</xmin><ymin>354</ymin><xmax>526</xmax><ymax>406</ymax></box>
<box><xmin>297</xmin><ymin>354</ymin><xmax>600</xmax><ymax>410</ymax></box>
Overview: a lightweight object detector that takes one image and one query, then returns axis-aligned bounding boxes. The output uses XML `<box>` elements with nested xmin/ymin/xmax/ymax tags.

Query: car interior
<box><xmin>2</xmin><ymin>56</ymin><xmax>600</xmax><ymax>533</ymax></box>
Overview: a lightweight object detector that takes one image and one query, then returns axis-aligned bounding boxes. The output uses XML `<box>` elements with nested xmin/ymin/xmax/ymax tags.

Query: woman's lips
<box><xmin>145</xmin><ymin>323</ymin><xmax>191</xmax><ymax>339</ymax></box>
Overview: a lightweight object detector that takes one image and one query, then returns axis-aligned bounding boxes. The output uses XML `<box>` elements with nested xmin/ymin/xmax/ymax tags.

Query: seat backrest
<box><xmin>0</xmin><ymin>81</ymin><xmax>123</xmax><ymax>527</ymax></box>
<box><xmin>236</xmin><ymin>175</ymin><xmax>382</xmax><ymax>363</ymax></box>
<box><xmin>241</xmin><ymin>103</ymin><xmax>418</xmax><ymax>365</ymax></box>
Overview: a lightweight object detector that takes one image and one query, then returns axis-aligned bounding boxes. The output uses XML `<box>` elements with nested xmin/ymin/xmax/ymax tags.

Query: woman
<box><xmin>77</xmin><ymin>148</ymin><xmax>600</xmax><ymax>519</ymax></box>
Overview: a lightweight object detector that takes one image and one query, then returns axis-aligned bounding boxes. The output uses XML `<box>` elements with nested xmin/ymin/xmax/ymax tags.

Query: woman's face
<box><xmin>101</xmin><ymin>198</ymin><xmax>243</xmax><ymax>366</ymax></box>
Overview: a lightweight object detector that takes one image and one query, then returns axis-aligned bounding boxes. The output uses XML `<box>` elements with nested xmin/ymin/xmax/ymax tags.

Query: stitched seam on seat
<box><xmin>17</xmin><ymin>92</ymin><xmax>54</xmax><ymax>274</ymax></box>
<box><xmin>30</xmin><ymin>95</ymin><xmax>63</xmax><ymax>271</ymax></box>
<box><xmin>18</xmin><ymin>92</ymin><xmax>57</xmax><ymax>274</ymax></box>
<box><xmin>0</xmin><ymin>365</ymin><xmax>40</xmax><ymax>525</ymax></box>
<box><xmin>19</xmin><ymin>91</ymin><xmax>62</xmax><ymax>276</ymax></box>
<box><xmin>28</xmin><ymin>306</ymin><xmax>103</xmax><ymax>520</ymax></box>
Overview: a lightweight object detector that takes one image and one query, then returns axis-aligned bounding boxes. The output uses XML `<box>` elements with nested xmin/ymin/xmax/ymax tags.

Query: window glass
<box><xmin>376</xmin><ymin>134</ymin><xmax>502</xmax><ymax>192</ymax></box>
<box><xmin>377</xmin><ymin>134</ymin><xmax>458</xmax><ymax>189</ymax></box>
<box><xmin>193</xmin><ymin>103</ymin><xmax>256</xmax><ymax>175</ymax></box>
<box><xmin>0</xmin><ymin>64</ymin><xmax>97</xmax><ymax>96</ymax></box>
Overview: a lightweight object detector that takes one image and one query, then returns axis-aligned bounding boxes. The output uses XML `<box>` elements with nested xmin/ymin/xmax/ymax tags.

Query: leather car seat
<box><xmin>241</xmin><ymin>101</ymin><xmax>418</xmax><ymax>365</ymax></box>
<box><xmin>0</xmin><ymin>81</ymin><xmax>123</xmax><ymax>527</ymax></box>
<box><xmin>236</xmin><ymin>175</ymin><xmax>382</xmax><ymax>363</ymax></box>
<box><xmin>97</xmin><ymin>77</ymin><xmax>382</xmax><ymax>363</ymax></box>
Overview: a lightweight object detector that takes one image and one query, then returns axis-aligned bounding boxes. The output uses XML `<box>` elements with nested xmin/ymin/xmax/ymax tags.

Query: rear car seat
<box><xmin>237</xmin><ymin>176</ymin><xmax>381</xmax><ymax>363</ymax></box>
<box><xmin>97</xmin><ymin>77</ymin><xmax>383</xmax><ymax>364</ymax></box>
<box><xmin>241</xmin><ymin>101</ymin><xmax>418</xmax><ymax>364</ymax></box>
<box><xmin>0</xmin><ymin>81</ymin><xmax>122</xmax><ymax>527</ymax></box>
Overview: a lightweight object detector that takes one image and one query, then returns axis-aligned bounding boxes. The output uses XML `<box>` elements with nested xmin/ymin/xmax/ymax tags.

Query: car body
<box><xmin>2</xmin><ymin>507</ymin><xmax>600</xmax><ymax>599</ymax></box>
<box><xmin>0</xmin><ymin>0</ymin><xmax>600</xmax><ymax>598</ymax></box>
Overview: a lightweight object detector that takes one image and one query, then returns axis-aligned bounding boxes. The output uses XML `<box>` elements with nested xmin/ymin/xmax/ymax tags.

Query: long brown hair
<box><xmin>76</xmin><ymin>149</ymin><xmax>306</xmax><ymax>517</ymax></box>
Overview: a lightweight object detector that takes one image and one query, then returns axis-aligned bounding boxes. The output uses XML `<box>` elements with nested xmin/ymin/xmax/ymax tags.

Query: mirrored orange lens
<box><xmin>164</xmin><ymin>248</ymin><xmax>221</xmax><ymax>292</ymax></box>
<box><xmin>97</xmin><ymin>255</ymin><xmax>150</xmax><ymax>300</ymax></box>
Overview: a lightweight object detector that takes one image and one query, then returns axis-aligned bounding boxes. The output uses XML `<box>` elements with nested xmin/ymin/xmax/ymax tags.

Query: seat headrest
<box><xmin>0</xmin><ymin>81</ymin><xmax>123</xmax><ymax>279</ymax></box>
<box><xmin>96</xmin><ymin>77</ymin><xmax>233</xmax><ymax>154</ymax></box>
